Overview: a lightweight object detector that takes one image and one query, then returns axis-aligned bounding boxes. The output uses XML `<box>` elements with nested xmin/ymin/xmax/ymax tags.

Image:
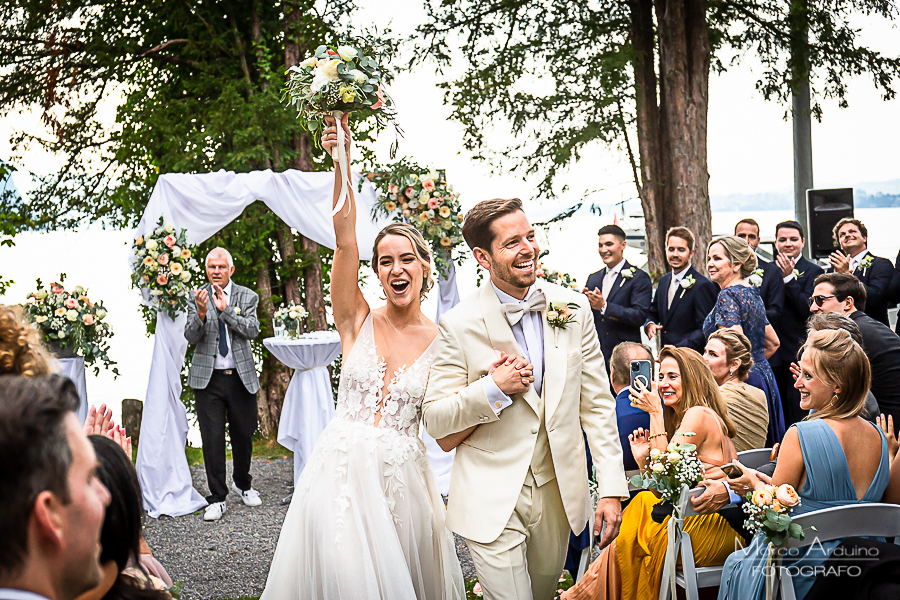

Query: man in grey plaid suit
<box><xmin>185</xmin><ymin>247</ymin><xmax>262</xmax><ymax>521</ymax></box>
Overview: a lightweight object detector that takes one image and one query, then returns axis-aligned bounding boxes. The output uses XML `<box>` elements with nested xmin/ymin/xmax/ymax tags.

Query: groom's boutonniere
<box><xmin>547</xmin><ymin>301</ymin><xmax>579</xmax><ymax>347</ymax></box>
<box><xmin>619</xmin><ymin>267</ymin><xmax>637</xmax><ymax>287</ymax></box>
<box><xmin>748</xmin><ymin>268</ymin><xmax>764</xmax><ymax>287</ymax></box>
<box><xmin>678</xmin><ymin>274</ymin><xmax>696</xmax><ymax>299</ymax></box>
<box><xmin>859</xmin><ymin>254</ymin><xmax>874</xmax><ymax>275</ymax></box>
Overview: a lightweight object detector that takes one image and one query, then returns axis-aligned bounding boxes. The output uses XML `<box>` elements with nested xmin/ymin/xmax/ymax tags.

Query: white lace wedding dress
<box><xmin>260</xmin><ymin>313</ymin><xmax>465</xmax><ymax>600</ymax></box>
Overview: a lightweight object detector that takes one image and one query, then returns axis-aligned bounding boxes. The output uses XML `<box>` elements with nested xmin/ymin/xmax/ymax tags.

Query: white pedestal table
<box><xmin>263</xmin><ymin>332</ymin><xmax>342</xmax><ymax>488</ymax></box>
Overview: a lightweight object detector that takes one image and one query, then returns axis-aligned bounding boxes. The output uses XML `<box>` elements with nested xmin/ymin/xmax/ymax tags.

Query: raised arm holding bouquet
<box><xmin>285</xmin><ymin>42</ymin><xmax>395</xmax><ymax>216</ymax></box>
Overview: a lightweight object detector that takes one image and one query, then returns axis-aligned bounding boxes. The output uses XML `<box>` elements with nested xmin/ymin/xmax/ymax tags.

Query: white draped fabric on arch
<box><xmin>133</xmin><ymin>169</ymin><xmax>459</xmax><ymax>517</ymax></box>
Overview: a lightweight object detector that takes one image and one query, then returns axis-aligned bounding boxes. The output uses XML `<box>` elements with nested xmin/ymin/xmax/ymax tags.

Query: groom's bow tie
<box><xmin>500</xmin><ymin>290</ymin><xmax>547</xmax><ymax>326</ymax></box>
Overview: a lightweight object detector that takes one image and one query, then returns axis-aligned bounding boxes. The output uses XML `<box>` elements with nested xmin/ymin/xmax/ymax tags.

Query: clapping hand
<box><xmin>491</xmin><ymin>354</ymin><xmax>534</xmax><ymax>395</ymax></box>
<box><xmin>582</xmin><ymin>287</ymin><xmax>605</xmax><ymax>311</ymax></box>
<box><xmin>877</xmin><ymin>414</ymin><xmax>898</xmax><ymax>462</ymax></box>
<box><xmin>84</xmin><ymin>403</ymin><xmax>113</xmax><ymax>436</ymax></box>
<box><xmin>212</xmin><ymin>284</ymin><xmax>228</xmax><ymax>312</ymax></box>
<box><xmin>775</xmin><ymin>253</ymin><xmax>795</xmax><ymax>278</ymax></box>
<box><xmin>829</xmin><ymin>250</ymin><xmax>851</xmax><ymax>273</ymax></box>
<box><xmin>195</xmin><ymin>288</ymin><xmax>209</xmax><ymax>321</ymax></box>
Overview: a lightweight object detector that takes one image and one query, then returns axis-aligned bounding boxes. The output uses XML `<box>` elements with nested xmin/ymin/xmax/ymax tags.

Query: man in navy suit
<box><xmin>771</xmin><ymin>220</ymin><xmax>824</xmax><ymax>427</ymax></box>
<box><xmin>734</xmin><ymin>218</ymin><xmax>785</xmax><ymax>329</ymax></box>
<box><xmin>826</xmin><ymin>217</ymin><xmax>893</xmax><ymax>327</ymax></box>
<box><xmin>583</xmin><ymin>224</ymin><xmax>652</xmax><ymax>372</ymax></box>
<box><xmin>644</xmin><ymin>227</ymin><xmax>717</xmax><ymax>352</ymax></box>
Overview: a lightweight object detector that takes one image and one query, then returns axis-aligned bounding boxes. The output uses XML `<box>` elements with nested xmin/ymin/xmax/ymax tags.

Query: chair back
<box><xmin>784</xmin><ymin>503</ymin><xmax>900</xmax><ymax>549</ymax></box>
<box><xmin>736</xmin><ymin>448</ymin><xmax>773</xmax><ymax>470</ymax></box>
<box><xmin>682</xmin><ymin>486</ymin><xmax>707</xmax><ymax>518</ymax></box>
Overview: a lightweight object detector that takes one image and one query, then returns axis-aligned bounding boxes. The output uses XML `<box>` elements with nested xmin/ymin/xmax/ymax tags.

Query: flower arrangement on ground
<box><xmin>630</xmin><ymin>434</ymin><xmax>705</xmax><ymax>505</ymax></box>
<box><xmin>131</xmin><ymin>218</ymin><xmax>203</xmax><ymax>320</ymax></box>
<box><xmin>274</xmin><ymin>302</ymin><xmax>309</xmax><ymax>339</ymax></box>
<box><xmin>369</xmin><ymin>159</ymin><xmax>464</xmax><ymax>276</ymax></box>
<box><xmin>23</xmin><ymin>274</ymin><xmax>118</xmax><ymax>376</ymax></box>
<box><xmin>742</xmin><ymin>483</ymin><xmax>808</xmax><ymax>545</ymax></box>
<box><xmin>535</xmin><ymin>265</ymin><xmax>578</xmax><ymax>290</ymax></box>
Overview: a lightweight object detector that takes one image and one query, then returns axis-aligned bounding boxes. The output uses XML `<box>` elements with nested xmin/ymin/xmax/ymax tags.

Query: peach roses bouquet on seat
<box><xmin>742</xmin><ymin>483</ymin><xmax>809</xmax><ymax>545</ymax></box>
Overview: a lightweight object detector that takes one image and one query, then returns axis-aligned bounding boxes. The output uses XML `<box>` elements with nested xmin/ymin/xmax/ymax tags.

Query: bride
<box><xmin>260</xmin><ymin>115</ymin><xmax>465</xmax><ymax>599</ymax></box>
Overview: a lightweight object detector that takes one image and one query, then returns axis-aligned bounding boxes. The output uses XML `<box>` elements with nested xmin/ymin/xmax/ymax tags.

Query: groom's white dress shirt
<box><xmin>482</xmin><ymin>283</ymin><xmax>545</xmax><ymax>414</ymax></box>
<box><xmin>0</xmin><ymin>590</ymin><xmax>51</xmax><ymax>600</ymax></box>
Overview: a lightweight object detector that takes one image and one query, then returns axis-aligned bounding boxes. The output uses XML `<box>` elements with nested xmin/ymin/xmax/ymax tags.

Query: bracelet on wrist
<box><xmin>648</xmin><ymin>432</ymin><xmax>667</xmax><ymax>441</ymax></box>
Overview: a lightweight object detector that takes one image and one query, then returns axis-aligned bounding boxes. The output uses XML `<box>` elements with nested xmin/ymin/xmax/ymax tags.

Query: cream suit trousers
<box><xmin>465</xmin><ymin>472</ymin><xmax>570</xmax><ymax>600</ymax></box>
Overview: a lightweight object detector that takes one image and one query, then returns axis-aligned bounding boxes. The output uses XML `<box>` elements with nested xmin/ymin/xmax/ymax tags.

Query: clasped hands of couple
<box><xmin>625</xmin><ymin>379</ymin><xmax>776</xmax><ymax>514</ymax></box>
<box><xmin>194</xmin><ymin>284</ymin><xmax>228</xmax><ymax>321</ymax></box>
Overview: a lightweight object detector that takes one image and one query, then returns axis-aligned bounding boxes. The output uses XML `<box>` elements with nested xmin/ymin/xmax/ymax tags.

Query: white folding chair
<box><xmin>736</xmin><ymin>447</ymin><xmax>773</xmax><ymax>469</ymax></box>
<box><xmin>769</xmin><ymin>503</ymin><xmax>900</xmax><ymax>600</ymax></box>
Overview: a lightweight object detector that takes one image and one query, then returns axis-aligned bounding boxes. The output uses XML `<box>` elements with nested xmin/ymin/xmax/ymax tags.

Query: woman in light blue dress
<box><xmin>717</xmin><ymin>328</ymin><xmax>890</xmax><ymax>600</ymax></box>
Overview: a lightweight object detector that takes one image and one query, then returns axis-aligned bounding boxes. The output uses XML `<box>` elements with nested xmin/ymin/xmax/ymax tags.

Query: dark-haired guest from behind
<box><xmin>644</xmin><ymin>227</ymin><xmax>717</xmax><ymax>352</ymax></box>
<box><xmin>75</xmin><ymin>436</ymin><xmax>171</xmax><ymax>600</ymax></box>
<box><xmin>0</xmin><ymin>375</ymin><xmax>110</xmax><ymax>600</ymax></box>
<box><xmin>809</xmin><ymin>272</ymin><xmax>900</xmax><ymax>424</ymax></box>
<box><xmin>826</xmin><ymin>217</ymin><xmax>894</xmax><ymax>326</ymax></box>
<box><xmin>771</xmin><ymin>221</ymin><xmax>824</xmax><ymax>427</ymax></box>
<box><xmin>583</xmin><ymin>224</ymin><xmax>652</xmax><ymax>372</ymax></box>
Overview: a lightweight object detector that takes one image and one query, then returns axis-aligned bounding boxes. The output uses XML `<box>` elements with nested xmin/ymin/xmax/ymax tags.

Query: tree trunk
<box><xmin>654</xmin><ymin>0</ymin><xmax>712</xmax><ymax>272</ymax></box>
<box><xmin>255</xmin><ymin>258</ymin><xmax>290</xmax><ymax>435</ymax></box>
<box><xmin>629</xmin><ymin>0</ymin><xmax>667</xmax><ymax>279</ymax></box>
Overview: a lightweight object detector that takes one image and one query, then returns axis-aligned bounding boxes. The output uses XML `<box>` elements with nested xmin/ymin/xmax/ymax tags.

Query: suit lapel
<box><xmin>536</xmin><ymin>280</ymin><xmax>566</xmax><ymax>419</ymax></box>
<box><xmin>659</xmin><ymin>271</ymin><xmax>672</xmax><ymax>324</ymax></box>
<box><xmin>477</xmin><ymin>285</ymin><xmax>540</xmax><ymax>415</ymax></box>
<box><xmin>205</xmin><ymin>283</ymin><xmax>218</xmax><ymax>324</ymax></box>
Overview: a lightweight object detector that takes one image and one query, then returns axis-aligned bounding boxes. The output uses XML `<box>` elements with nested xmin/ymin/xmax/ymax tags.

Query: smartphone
<box><xmin>721</xmin><ymin>462</ymin><xmax>744</xmax><ymax>478</ymax></box>
<box><xmin>630</xmin><ymin>360</ymin><xmax>652</xmax><ymax>391</ymax></box>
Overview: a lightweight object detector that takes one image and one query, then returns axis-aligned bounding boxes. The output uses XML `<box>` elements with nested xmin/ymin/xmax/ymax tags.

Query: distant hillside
<box><xmin>711</xmin><ymin>179</ymin><xmax>900</xmax><ymax>211</ymax></box>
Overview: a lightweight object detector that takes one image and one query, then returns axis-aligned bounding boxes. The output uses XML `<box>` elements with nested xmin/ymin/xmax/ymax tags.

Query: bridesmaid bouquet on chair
<box><xmin>742</xmin><ymin>483</ymin><xmax>808</xmax><ymax>545</ymax></box>
<box><xmin>630</xmin><ymin>434</ymin><xmax>704</xmax><ymax>522</ymax></box>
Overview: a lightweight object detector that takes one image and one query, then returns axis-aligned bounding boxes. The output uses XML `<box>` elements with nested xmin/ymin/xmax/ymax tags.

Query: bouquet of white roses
<box><xmin>743</xmin><ymin>483</ymin><xmax>808</xmax><ymax>545</ymax></box>
<box><xmin>23</xmin><ymin>274</ymin><xmax>118</xmax><ymax>376</ymax></box>
<box><xmin>131</xmin><ymin>218</ymin><xmax>203</xmax><ymax>320</ymax></box>
<box><xmin>369</xmin><ymin>160</ymin><xmax>464</xmax><ymax>276</ymax></box>
<box><xmin>274</xmin><ymin>302</ymin><xmax>309</xmax><ymax>339</ymax></box>
<box><xmin>630</xmin><ymin>434</ymin><xmax>705</xmax><ymax>505</ymax></box>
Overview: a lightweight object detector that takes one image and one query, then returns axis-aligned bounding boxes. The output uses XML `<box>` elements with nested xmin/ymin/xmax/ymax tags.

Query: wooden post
<box><xmin>121</xmin><ymin>399</ymin><xmax>143</xmax><ymax>450</ymax></box>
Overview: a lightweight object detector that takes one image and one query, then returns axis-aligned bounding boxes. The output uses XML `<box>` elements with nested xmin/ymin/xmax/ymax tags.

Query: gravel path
<box><xmin>142</xmin><ymin>456</ymin><xmax>476</xmax><ymax>599</ymax></box>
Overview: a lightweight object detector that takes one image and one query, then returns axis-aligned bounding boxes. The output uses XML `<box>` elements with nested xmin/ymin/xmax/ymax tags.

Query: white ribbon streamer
<box><xmin>658</xmin><ymin>485</ymin><xmax>689</xmax><ymax>600</ymax></box>
<box><xmin>330</xmin><ymin>109</ymin><xmax>352</xmax><ymax>216</ymax></box>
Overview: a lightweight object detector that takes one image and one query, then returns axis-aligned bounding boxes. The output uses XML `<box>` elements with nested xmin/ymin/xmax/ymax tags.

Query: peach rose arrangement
<box><xmin>23</xmin><ymin>273</ymin><xmax>118</xmax><ymax>376</ymax></box>
<box><xmin>743</xmin><ymin>482</ymin><xmax>809</xmax><ymax>545</ymax></box>
<box><xmin>369</xmin><ymin>159</ymin><xmax>464</xmax><ymax>277</ymax></box>
<box><xmin>131</xmin><ymin>217</ymin><xmax>202</xmax><ymax>320</ymax></box>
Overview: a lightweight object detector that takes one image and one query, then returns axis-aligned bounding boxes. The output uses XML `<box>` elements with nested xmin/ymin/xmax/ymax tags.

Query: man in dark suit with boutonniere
<box><xmin>825</xmin><ymin>217</ymin><xmax>894</xmax><ymax>327</ymax></box>
<box><xmin>583</xmin><ymin>224</ymin><xmax>652</xmax><ymax>372</ymax></box>
<box><xmin>734</xmin><ymin>218</ymin><xmax>785</xmax><ymax>328</ymax></box>
<box><xmin>771</xmin><ymin>220</ymin><xmax>824</xmax><ymax>427</ymax></box>
<box><xmin>185</xmin><ymin>246</ymin><xmax>263</xmax><ymax>522</ymax></box>
<box><xmin>644</xmin><ymin>227</ymin><xmax>717</xmax><ymax>353</ymax></box>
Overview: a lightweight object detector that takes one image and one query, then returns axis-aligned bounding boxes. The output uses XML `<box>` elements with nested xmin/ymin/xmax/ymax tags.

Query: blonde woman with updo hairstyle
<box><xmin>0</xmin><ymin>304</ymin><xmax>53</xmax><ymax>377</ymax></box>
<box><xmin>703</xmin><ymin>235</ymin><xmax>784</xmax><ymax>446</ymax></box>
<box><xmin>704</xmin><ymin>329</ymin><xmax>768</xmax><ymax>451</ymax></box>
<box><xmin>562</xmin><ymin>346</ymin><xmax>741</xmax><ymax>600</ymax></box>
<box><xmin>718</xmin><ymin>328</ymin><xmax>890</xmax><ymax>600</ymax></box>
<box><xmin>260</xmin><ymin>116</ymin><xmax>464</xmax><ymax>599</ymax></box>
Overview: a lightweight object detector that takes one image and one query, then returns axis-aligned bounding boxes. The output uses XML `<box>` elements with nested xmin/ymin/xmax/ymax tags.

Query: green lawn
<box><xmin>184</xmin><ymin>433</ymin><xmax>293</xmax><ymax>466</ymax></box>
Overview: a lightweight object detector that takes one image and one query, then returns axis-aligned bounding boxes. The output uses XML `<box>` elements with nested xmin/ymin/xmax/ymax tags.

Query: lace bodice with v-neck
<box><xmin>334</xmin><ymin>312</ymin><xmax>436</xmax><ymax>438</ymax></box>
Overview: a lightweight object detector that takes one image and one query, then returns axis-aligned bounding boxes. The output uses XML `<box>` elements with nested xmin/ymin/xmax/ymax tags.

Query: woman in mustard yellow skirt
<box><xmin>562</xmin><ymin>347</ymin><xmax>745</xmax><ymax>600</ymax></box>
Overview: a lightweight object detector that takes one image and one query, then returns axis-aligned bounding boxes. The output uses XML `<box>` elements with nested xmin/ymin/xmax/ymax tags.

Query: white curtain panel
<box><xmin>133</xmin><ymin>169</ymin><xmax>460</xmax><ymax>517</ymax></box>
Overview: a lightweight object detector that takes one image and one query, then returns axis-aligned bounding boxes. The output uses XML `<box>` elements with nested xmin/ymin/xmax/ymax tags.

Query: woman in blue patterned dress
<box><xmin>703</xmin><ymin>235</ymin><xmax>785</xmax><ymax>444</ymax></box>
<box><xmin>717</xmin><ymin>328</ymin><xmax>889</xmax><ymax>600</ymax></box>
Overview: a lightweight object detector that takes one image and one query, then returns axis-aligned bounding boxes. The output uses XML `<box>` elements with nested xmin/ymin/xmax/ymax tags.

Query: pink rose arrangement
<box><xmin>535</xmin><ymin>264</ymin><xmax>580</xmax><ymax>290</ymax></box>
<box><xmin>23</xmin><ymin>274</ymin><xmax>117</xmax><ymax>376</ymax></box>
<box><xmin>131</xmin><ymin>217</ymin><xmax>203</xmax><ymax>321</ymax></box>
<box><xmin>743</xmin><ymin>482</ymin><xmax>808</xmax><ymax>545</ymax></box>
<box><xmin>370</xmin><ymin>159</ymin><xmax>464</xmax><ymax>277</ymax></box>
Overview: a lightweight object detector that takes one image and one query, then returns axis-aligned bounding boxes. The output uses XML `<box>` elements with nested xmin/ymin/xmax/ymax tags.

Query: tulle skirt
<box><xmin>260</xmin><ymin>418</ymin><xmax>465</xmax><ymax>600</ymax></box>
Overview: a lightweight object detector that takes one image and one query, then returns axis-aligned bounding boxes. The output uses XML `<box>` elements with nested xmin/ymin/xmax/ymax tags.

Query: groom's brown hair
<box><xmin>462</xmin><ymin>198</ymin><xmax>524</xmax><ymax>252</ymax></box>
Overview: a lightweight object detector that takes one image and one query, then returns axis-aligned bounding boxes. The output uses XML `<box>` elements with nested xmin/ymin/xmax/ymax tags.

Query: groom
<box><xmin>423</xmin><ymin>199</ymin><xmax>628</xmax><ymax>600</ymax></box>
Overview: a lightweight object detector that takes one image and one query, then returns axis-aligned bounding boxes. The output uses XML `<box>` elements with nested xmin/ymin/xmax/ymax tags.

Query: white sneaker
<box><xmin>232</xmin><ymin>483</ymin><xmax>262</xmax><ymax>507</ymax></box>
<box><xmin>203</xmin><ymin>501</ymin><xmax>226</xmax><ymax>521</ymax></box>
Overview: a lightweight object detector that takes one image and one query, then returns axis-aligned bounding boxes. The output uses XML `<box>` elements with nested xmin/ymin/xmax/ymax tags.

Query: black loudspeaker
<box><xmin>807</xmin><ymin>188</ymin><xmax>854</xmax><ymax>259</ymax></box>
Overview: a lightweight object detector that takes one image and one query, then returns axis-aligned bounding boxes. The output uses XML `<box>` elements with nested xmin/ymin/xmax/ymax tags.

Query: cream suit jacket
<box><xmin>422</xmin><ymin>279</ymin><xmax>629</xmax><ymax>544</ymax></box>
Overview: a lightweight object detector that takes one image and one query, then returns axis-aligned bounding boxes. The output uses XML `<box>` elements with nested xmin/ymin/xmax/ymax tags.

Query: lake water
<box><xmin>2</xmin><ymin>206</ymin><xmax>898</xmax><ymax>441</ymax></box>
